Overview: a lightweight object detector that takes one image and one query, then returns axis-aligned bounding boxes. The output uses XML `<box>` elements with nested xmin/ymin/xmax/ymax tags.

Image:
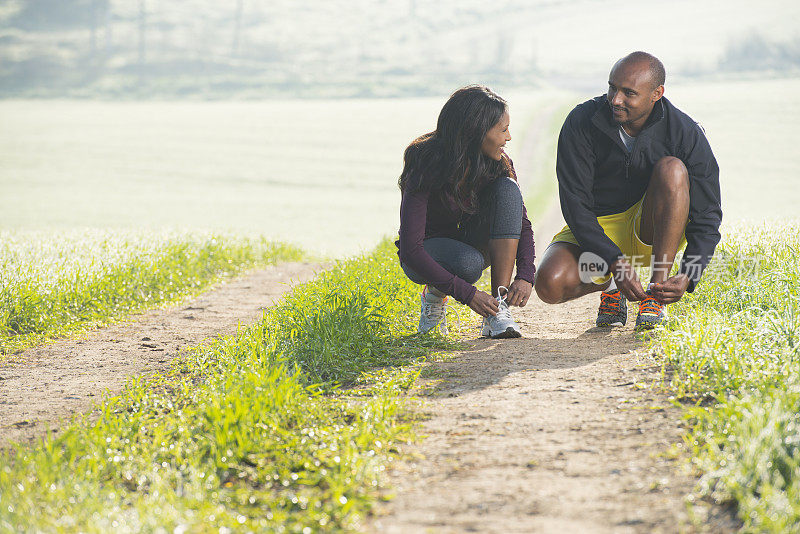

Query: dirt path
<box><xmin>371</xmin><ymin>189</ymin><xmax>712</xmax><ymax>531</ymax></box>
<box><xmin>0</xmin><ymin>262</ymin><xmax>321</xmax><ymax>447</ymax></box>
<box><xmin>370</xmin><ymin>104</ymin><xmax>721</xmax><ymax>532</ymax></box>
<box><xmin>371</xmin><ymin>295</ymin><xmax>719</xmax><ymax>533</ymax></box>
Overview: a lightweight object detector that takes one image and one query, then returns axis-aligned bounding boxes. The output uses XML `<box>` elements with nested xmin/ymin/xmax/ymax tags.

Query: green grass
<box><xmin>649</xmin><ymin>222</ymin><xmax>800</xmax><ymax>531</ymax></box>
<box><xmin>0</xmin><ymin>229</ymin><xmax>305</xmax><ymax>355</ymax></box>
<box><xmin>0</xmin><ymin>238</ymin><xmax>465</xmax><ymax>532</ymax></box>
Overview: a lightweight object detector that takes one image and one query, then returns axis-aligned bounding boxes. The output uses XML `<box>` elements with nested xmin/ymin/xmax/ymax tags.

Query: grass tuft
<box><xmin>649</xmin><ymin>222</ymin><xmax>800</xmax><ymax>531</ymax></box>
<box><xmin>0</xmin><ymin>229</ymin><xmax>305</xmax><ymax>354</ymax></box>
<box><xmin>0</xmin><ymin>237</ymin><xmax>463</xmax><ymax>531</ymax></box>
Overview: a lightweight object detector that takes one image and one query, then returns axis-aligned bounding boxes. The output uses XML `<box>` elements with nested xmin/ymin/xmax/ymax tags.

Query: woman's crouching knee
<box><xmin>457</xmin><ymin>247</ymin><xmax>487</xmax><ymax>284</ymax></box>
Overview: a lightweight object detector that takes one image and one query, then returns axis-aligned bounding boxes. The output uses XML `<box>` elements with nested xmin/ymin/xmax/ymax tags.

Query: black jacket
<box><xmin>556</xmin><ymin>95</ymin><xmax>722</xmax><ymax>292</ymax></box>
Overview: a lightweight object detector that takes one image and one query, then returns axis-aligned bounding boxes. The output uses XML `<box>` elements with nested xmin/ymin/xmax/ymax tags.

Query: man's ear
<box><xmin>652</xmin><ymin>85</ymin><xmax>664</xmax><ymax>103</ymax></box>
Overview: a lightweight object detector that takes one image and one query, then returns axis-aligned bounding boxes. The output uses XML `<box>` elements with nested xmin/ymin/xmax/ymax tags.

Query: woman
<box><xmin>396</xmin><ymin>85</ymin><xmax>536</xmax><ymax>338</ymax></box>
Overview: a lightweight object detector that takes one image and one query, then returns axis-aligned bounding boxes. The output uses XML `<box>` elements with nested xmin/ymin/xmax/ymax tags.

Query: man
<box><xmin>534</xmin><ymin>51</ymin><xmax>721</xmax><ymax>330</ymax></box>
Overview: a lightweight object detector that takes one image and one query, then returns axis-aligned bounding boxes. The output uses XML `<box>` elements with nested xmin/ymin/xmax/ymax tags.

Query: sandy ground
<box><xmin>370</xmin><ymin>184</ymin><xmax>735</xmax><ymax>532</ymax></box>
<box><xmin>370</xmin><ymin>105</ymin><xmax>736</xmax><ymax>533</ymax></box>
<box><xmin>0</xmin><ymin>262</ymin><xmax>321</xmax><ymax>447</ymax></box>
<box><xmin>370</xmin><ymin>293</ymin><xmax>733</xmax><ymax>533</ymax></box>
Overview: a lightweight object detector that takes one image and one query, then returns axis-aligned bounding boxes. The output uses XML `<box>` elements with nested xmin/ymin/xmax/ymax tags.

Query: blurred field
<box><xmin>0</xmin><ymin>78</ymin><xmax>797</xmax><ymax>256</ymax></box>
<box><xmin>2</xmin><ymin>0</ymin><xmax>797</xmax><ymax>98</ymax></box>
<box><xmin>668</xmin><ymin>77</ymin><xmax>800</xmax><ymax>223</ymax></box>
<box><xmin>0</xmin><ymin>98</ymin><xmax>435</xmax><ymax>255</ymax></box>
<box><xmin>0</xmin><ymin>93</ymin><xmax>556</xmax><ymax>256</ymax></box>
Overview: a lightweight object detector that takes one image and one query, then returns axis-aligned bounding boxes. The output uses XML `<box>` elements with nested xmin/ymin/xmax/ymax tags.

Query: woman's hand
<box><xmin>506</xmin><ymin>279</ymin><xmax>532</xmax><ymax>307</ymax></box>
<box><xmin>468</xmin><ymin>290</ymin><xmax>499</xmax><ymax>317</ymax></box>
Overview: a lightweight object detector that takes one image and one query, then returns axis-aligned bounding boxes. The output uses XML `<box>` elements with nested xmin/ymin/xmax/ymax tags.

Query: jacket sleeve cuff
<box><xmin>679</xmin><ymin>256</ymin><xmax>709</xmax><ymax>293</ymax></box>
<box><xmin>436</xmin><ymin>276</ymin><xmax>477</xmax><ymax>306</ymax></box>
<box><xmin>514</xmin><ymin>266</ymin><xmax>536</xmax><ymax>284</ymax></box>
<box><xmin>602</xmin><ymin>252</ymin><xmax>625</xmax><ymax>276</ymax></box>
<box><xmin>454</xmin><ymin>284</ymin><xmax>477</xmax><ymax>306</ymax></box>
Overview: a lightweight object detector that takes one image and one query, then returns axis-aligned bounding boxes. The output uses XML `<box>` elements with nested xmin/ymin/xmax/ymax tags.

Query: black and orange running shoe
<box><xmin>635</xmin><ymin>291</ymin><xmax>666</xmax><ymax>331</ymax></box>
<box><xmin>596</xmin><ymin>288</ymin><xmax>628</xmax><ymax>327</ymax></box>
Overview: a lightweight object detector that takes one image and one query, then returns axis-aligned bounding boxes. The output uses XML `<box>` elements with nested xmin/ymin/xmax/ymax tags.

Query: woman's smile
<box><xmin>481</xmin><ymin>111</ymin><xmax>512</xmax><ymax>161</ymax></box>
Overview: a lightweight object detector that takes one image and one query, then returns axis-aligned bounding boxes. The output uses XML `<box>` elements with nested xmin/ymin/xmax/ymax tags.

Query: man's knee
<box><xmin>652</xmin><ymin>156</ymin><xmax>689</xmax><ymax>194</ymax></box>
<box><xmin>534</xmin><ymin>264</ymin><xmax>572</xmax><ymax>304</ymax></box>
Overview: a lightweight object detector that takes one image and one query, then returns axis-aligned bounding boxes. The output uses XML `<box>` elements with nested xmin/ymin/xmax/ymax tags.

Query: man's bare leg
<box><xmin>638</xmin><ymin>156</ymin><xmax>690</xmax><ymax>286</ymax></box>
<box><xmin>534</xmin><ymin>241</ymin><xmax>610</xmax><ymax>304</ymax></box>
<box><xmin>536</xmin><ymin>157</ymin><xmax>689</xmax><ymax>306</ymax></box>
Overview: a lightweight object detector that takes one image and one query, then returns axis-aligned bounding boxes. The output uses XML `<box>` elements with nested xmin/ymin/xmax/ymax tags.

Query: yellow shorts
<box><xmin>551</xmin><ymin>196</ymin><xmax>686</xmax><ymax>282</ymax></box>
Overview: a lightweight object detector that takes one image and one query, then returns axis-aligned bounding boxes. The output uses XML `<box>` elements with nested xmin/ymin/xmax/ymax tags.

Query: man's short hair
<box><xmin>621</xmin><ymin>51</ymin><xmax>665</xmax><ymax>89</ymax></box>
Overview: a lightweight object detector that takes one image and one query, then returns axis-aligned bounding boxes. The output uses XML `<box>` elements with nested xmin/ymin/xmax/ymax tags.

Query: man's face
<box><xmin>607</xmin><ymin>60</ymin><xmax>663</xmax><ymax>129</ymax></box>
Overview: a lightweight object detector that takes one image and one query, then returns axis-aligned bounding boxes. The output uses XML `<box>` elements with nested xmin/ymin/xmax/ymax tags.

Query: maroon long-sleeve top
<box><xmin>397</xmin><ymin>173</ymin><xmax>536</xmax><ymax>305</ymax></box>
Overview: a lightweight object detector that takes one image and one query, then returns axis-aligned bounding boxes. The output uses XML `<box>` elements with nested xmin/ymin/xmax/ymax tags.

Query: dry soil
<box><xmin>0</xmin><ymin>262</ymin><xmax>321</xmax><ymax>447</ymax></box>
<box><xmin>370</xmin><ymin>293</ymin><xmax>724</xmax><ymax>533</ymax></box>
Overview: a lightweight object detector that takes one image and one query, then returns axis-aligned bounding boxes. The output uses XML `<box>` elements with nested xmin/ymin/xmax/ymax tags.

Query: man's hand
<box><xmin>611</xmin><ymin>258</ymin><xmax>648</xmax><ymax>301</ymax></box>
<box><xmin>507</xmin><ymin>279</ymin><xmax>532</xmax><ymax>307</ymax></box>
<box><xmin>650</xmin><ymin>274</ymin><xmax>690</xmax><ymax>304</ymax></box>
<box><xmin>468</xmin><ymin>290</ymin><xmax>499</xmax><ymax>317</ymax></box>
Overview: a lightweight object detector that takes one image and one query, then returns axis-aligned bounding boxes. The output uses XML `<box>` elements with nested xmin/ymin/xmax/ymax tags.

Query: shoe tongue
<box><xmin>642</xmin><ymin>295</ymin><xmax>661</xmax><ymax>308</ymax></box>
<box><xmin>496</xmin><ymin>301</ymin><xmax>511</xmax><ymax>317</ymax></box>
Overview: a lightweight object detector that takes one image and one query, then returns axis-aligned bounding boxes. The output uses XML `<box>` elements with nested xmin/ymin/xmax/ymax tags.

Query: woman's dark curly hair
<box><xmin>398</xmin><ymin>84</ymin><xmax>512</xmax><ymax>213</ymax></box>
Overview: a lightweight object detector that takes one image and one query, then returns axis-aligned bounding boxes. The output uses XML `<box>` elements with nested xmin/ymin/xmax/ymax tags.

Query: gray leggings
<box><xmin>401</xmin><ymin>176</ymin><xmax>524</xmax><ymax>285</ymax></box>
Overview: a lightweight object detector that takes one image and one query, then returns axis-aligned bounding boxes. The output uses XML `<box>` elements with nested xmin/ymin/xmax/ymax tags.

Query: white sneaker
<box><xmin>418</xmin><ymin>287</ymin><xmax>448</xmax><ymax>335</ymax></box>
<box><xmin>481</xmin><ymin>286</ymin><xmax>522</xmax><ymax>339</ymax></box>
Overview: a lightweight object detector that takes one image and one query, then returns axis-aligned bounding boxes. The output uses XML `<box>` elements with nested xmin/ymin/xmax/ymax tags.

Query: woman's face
<box><xmin>480</xmin><ymin>110</ymin><xmax>511</xmax><ymax>161</ymax></box>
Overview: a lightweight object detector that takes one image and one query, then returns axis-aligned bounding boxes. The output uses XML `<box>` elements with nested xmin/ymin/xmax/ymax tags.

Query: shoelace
<box><xmin>495</xmin><ymin>286</ymin><xmax>513</xmax><ymax>320</ymax></box>
<box><xmin>638</xmin><ymin>295</ymin><xmax>664</xmax><ymax>316</ymax></box>
<box><xmin>421</xmin><ymin>298</ymin><xmax>447</xmax><ymax>321</ymax></box>
<box><xmin>599</xmin><ymin>290</ymin><xmax>622</xmax><ymax>314</ymax></box>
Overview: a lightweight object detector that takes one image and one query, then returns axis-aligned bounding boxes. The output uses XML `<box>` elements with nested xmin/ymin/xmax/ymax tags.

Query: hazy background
<box><xmin>1</xmin><ymin>0</ymin><xmax>798</xmax><ymax>254</ymax></box>
<box><xmin>2</xmin><ymin>0</ymin><xmax>799</xmax><ymax>97</ymax></box>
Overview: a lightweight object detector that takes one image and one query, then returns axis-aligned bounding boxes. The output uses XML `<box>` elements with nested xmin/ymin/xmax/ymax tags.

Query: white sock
<box><xmin>606</xmin><ymin>278</ymin><xmax>617</xmax><ymax>291</ymax></box>
<box><xmin>424</xmin><ymin>288</ymin><xmax>445</xmax><ymax>303</ymax></box>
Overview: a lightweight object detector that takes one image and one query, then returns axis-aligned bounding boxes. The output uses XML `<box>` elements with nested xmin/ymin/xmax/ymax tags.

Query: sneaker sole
<box><xmin>596</xmin><ymin>320</ymin><xmax>625</xmax><ymax>327</ymax></box>
<box><xmin>419</xmin><ymin>327</ymin><xmax>448</xmax><ymax>335</ymax></box>
<box><xmin>487</xmin><ymin>327</ymin><xmax>522</xmax><ymax>339</ymax></box>
<box><xmin>635</xmin><ymin>319</ymin><xmax>661</xmax><ymax>331</ymax></box>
